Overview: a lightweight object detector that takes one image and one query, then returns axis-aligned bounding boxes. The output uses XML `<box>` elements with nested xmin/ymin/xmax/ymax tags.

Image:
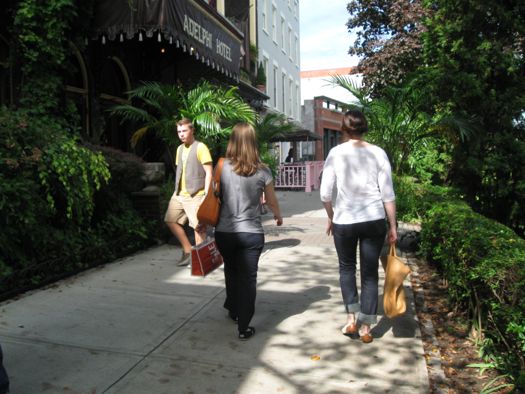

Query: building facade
<box><xmin>300</xmin><ymin>68</ymin><xmax>362</xmax><ymax>160</ymax></box>
<box><xmin>300</xmin><ymin>67</ymin><xmax>361</xmax><ymax>105</ymax></box>
<box><xmin>302</xmin><ymin>96</ymin><xmax>347</xmax><ymax>161</ymax></box>
<box><xmin>0</xmin><ymin>0</ymin><xmax>267</xmax><ymax>159</ymax></box>
<box><xmin>256</xmin><ymin>0</ymin><xmax>301</xmax><ymax>121</ymax></box>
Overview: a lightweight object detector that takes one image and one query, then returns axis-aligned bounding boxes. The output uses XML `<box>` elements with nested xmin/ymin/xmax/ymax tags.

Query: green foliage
<box><xmin>253</xmin><ymin>112</ymin><xmax>298</xmax><ymax>175</ymax></box>
<box><xmin>179</xmin><ymin>81</ymin><xmax>255</xmax><ymax>142</ymax></box>
<box><xmin>417</xmin><ymin>0</ymin><xmax>525</xmax><ymax>235</ymax></box>
<box><xmin>0</xmin><ymin>107</ymin><xmax>110</xmax><ymax>265</ymax></box>
<box><xmin>346</xmin><ymin>0</ymin><xmax>430</xmax><ymax>94</ymax></box>
<box><xmin>346</xmin><ymin>0</ymin><xmax>525</xmax><ymax>235</ymax></box>
<box><xmin>13</xmin><ymin>0</ymin><xmax>78</xmax><ymax>115</ymax></box>
<box><xmin>111</xmin><ymin>80</ymin><xmax>256</xmax><ymax>164</ymax></box>
<box><xmin>111</xmin><ymin>82</ymin><xmax>184</xmax><ymax>151</ymax></box>
<box><xmin>0</xmin><ymin>1</ymin><xmax>154</xmax><ymax>296</ymax></box>
<box><xmin>393</xmin><ymin>175</ymin><xmax>460</xmax><ymax>223</ymax></box>
<box><xmin>87</xmin><ymin>144</ymin><xmax>145</xmax><ymax>223</ymax></box>
<box><xmin>255</xmin><ymin>62</ymin><xmax>266</xmax><ymax>85</ymax></box>
<box><xmin>0</xmin><ymin>107</ymin><xmax>152</xmax><ymax>296</ymax></box>
<box><xmin>406</xmin><ymin>137</ymin><xmax>454</xmax><ymax>184</ymax></box>
<box><xmin>39</xmin><ymin>137</ymin><xmax>110</xmax><ymax>222</ymax></box>
<box><xmin>330</xmin><ymin>75</ymin><xmax>475</xmax><ymax>175</ymax></box>
<box><xmin>420</xmin><ymin>201</ymin><xmax>525</xmax><ymax>384</ymax></box>
<box><xmin>88</xmin><ymin>145</ymin><xmax>145</xmax><ymax>195</ymax></box>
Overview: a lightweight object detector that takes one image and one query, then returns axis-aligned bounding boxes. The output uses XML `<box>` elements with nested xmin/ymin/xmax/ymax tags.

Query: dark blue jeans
<box><xmin>332</xmin><ymin>219</ymin><xmax>386</xmax><ymax>325</ymax></box>
<box><xmin>215</xmin><ymin>232</ymin><xmax>265</xmax><ymax>332</ymax></box>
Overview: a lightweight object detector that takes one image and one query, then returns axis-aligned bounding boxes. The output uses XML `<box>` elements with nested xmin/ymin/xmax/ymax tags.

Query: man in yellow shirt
<box><xmin>164</xmin><ymin>118</ymin><xmax>213</xmax><ymax>266</ymax></box>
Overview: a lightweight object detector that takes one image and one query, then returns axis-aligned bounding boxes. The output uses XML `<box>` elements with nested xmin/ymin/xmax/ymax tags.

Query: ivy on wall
<box><xmin>12</xmin><ymin>0</ymin><xmax>94</xmax><ymax>116</ymax></box>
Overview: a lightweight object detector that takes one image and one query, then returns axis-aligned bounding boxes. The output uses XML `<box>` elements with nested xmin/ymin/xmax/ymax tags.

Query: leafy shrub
<box><xmin>420</xmin><ymin>201</ymin><xmax>525</xmax><ymax>386</ymax></box>
<box><xmin>394</xmin><ymin>175</ymin><xmax>460</xmax><ymax>223</ymax></box>
<box><xmin>0</xmin><ymin>108</ymin><xmax>154</xmax><ymax>296</ymax></box>
<box><xmin>1</xmin><ymin>108</ymin><xmax>108</xmax><ymax>266</ymax></box>
<box><xmin>87</xmin><ymin>144</ymin><xmax>145</xmax><ymax>224</ymax></box>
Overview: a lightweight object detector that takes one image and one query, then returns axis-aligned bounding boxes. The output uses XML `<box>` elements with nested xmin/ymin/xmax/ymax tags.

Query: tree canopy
<box><xmin>346</xmin><ymin>0</ymin><xmax>430</xmax><ymax>94</ymax></box>
<box><xmin>345</xmin><ymin>0</ymin><xmax>525</xmax><ymax>235</ymax></box>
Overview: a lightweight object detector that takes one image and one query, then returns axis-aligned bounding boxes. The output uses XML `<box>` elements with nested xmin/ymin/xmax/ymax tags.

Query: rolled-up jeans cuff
<box><xmin>358</xmin><ymin>312</ymin><xmax>377</xmax><ymax>325</ymax></box>
<box><xmin>345</xmin><ymin>303</ymin><xmax>360</xmax><ymax>314</ymax></box>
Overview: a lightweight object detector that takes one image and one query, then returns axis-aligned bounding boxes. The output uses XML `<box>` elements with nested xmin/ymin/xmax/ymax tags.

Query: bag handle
<box><xmin>389</xmin><ymin>243</ymin><xmax>397</xmax><ymax>257</ymax></box>
<box><xmin>212</xmin><ymin>158</ymin><xmax>224</xmax><ymax>197</ymax></box>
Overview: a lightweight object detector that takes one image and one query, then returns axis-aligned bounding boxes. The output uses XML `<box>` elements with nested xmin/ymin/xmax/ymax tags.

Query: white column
<box><xmin>217</xmin><ymin>0</ymin><xmax>225</xmax><ymax>15</ymax></box>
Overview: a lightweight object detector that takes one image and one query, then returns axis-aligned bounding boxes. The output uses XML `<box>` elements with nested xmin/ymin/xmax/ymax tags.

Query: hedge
<box><xmin>420</xmin><ymin>200</ymin><xmax>525</xmax><ymax>387</ymax></box>
<box><xmin>394</xmin><ymin>175</ymin><xmax>460</xmax><ymax>223</ymax></box>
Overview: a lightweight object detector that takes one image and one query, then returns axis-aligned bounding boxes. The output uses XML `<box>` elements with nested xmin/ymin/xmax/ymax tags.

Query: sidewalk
<box><xmin>0</xmin><ymin>191</ymin><xmax>429</xmax><ymax>393</ymax></box>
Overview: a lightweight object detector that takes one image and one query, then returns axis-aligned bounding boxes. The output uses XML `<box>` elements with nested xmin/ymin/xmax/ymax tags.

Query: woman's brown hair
<box><xmin>225</xmin><ymin>122</ymin><xmax>263</xmax><ymax>176</ymax></box>
<box><xmin>341</xmin><ymin>110</ymin><xmax>368</xmax><ymax>136</ymax></box>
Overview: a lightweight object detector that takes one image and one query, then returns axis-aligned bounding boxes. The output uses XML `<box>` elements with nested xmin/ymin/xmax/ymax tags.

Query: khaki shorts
<box><xmin>164</xmin><ymin>193</ymin><xmax>204</xmax><ymax>229</ymax></box>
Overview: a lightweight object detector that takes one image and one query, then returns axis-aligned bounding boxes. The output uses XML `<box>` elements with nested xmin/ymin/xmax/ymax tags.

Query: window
<box><xmin>288</xmin><ymin>26</ymin><xmax>293</xmax><ymax>59</ymax></box>
<box><xmin>289</xmin><ymin>78</ymin><xmax>294</xmax><ymax>117</ymax></box>
<box><xmin>281</xmin><ymin>16</ymin><xmax>286</xmax><ymax>51</ymax></box>
<box><xmin>262</xmin><ymin>0</ymin><xmax>267</xmax><ymax>31</ymax></box>
<box><xmin>272</xmin><ymin>6</ymin><xmax>277</xmax><ymax>42</ymax></box>
<box><xmin>295</xmin><ymin>83</ymin><xmax>301</xmax><ymax>120</ymax></box>
<box><xmin>263</xmin><ymin>57</ymin><xmax>269</xmax><ymax>87</ymax></box>
<box><xmin>273</xmin><ymin>65</ymin><xmax>278</xmax><ymax>108</ymax></box>
<box><xmin>295</xmin><ymin>35</ymin><xmax>299</xmax><ymax>65</ymax></box>
<box><xmin>281</xmin><ymin>71</ymin><xmax>286</xmax><ymax>113</ymax></box>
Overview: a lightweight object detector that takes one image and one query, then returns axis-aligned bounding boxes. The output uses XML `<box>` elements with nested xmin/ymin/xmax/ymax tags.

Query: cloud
<box><xmin>300</xmin><ymin>0</ymin><xmax>359</xmax><ymax>70</ymax></box>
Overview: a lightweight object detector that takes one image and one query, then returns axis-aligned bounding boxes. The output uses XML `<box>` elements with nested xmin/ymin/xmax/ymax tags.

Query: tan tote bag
<box><xmin>381</xmin><ymin>244</ymin><xmax>411</xmax><ymax>318</ymax></box>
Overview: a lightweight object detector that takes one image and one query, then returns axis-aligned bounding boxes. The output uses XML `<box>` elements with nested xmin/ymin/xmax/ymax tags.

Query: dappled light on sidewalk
<box><xmin>0</xmin><ymin>191</ymin><xmax>428</xmax><ymax>393</ymax></box>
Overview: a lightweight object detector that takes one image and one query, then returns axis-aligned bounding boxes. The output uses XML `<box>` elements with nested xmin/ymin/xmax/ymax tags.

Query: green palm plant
<box><xmin>330</xmin><ymin>75</ymin><xmax>476</xmax><ymax>176</ymax></box>
<box><xmin>254</xmin><ymin>112</ymin><xmax>298</xmax><ymax>175</ymax></box>
<box><xmin>179</xmin><ymin>80</ymin><xmax>255</xmax><ymax>150</ymax></box>
<box><xmin>110</xmin><ymin>81</ymin><xmax>183</xmax><ymax>151</ymax></box>
<box><xmin>254</xmin><ymin>112</ymin><xmax>296</xmax><ymax>151</ymax></box>
<box><xmin>110</xmin><ymin>80</ymin><xmax>256</xmax><ymax>168</ymax></box>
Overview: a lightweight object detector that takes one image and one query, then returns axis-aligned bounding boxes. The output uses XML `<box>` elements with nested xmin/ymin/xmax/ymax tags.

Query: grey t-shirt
<box><xmin>215</xmin><ymin>160</ymin><xmax>273</xmax><ymax>233</ymax></box>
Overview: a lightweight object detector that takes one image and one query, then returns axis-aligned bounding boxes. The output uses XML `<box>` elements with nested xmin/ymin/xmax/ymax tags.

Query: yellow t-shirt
<box><xmin>176</xmin><ymin>143</ymin><xmax>212</xmax><ymax>197</ymax></box>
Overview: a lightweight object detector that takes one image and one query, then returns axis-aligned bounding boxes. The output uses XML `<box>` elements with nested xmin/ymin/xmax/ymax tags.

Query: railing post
<box><xmin>305</xmin><ymin>163</ymin><xmax>312</xmax><ymax>192</ymax></box>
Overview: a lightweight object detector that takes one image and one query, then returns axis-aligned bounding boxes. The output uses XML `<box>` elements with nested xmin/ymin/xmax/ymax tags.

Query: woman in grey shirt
<box><xmin>215</xmin><ymin>122</ymin><xmax>283</xmax><ymax>340</ymax></box>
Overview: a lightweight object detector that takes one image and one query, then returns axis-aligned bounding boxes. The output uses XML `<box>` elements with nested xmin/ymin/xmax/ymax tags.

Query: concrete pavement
<box><xmin>0</xmin><ymin>191</ymin><xmax>429</xmax><ymax>393</ymax></box>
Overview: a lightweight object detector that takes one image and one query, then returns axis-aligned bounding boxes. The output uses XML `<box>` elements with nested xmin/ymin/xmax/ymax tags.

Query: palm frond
<box><xmin>329</xmin><ymin>74</ymin><xmax>368</xmax><ymax>105</ymax></box>
<box><xmin>130</xmin><ymin>126</ymin><xmax>150</xmax><ymax>147</ymax></box>
<box><xmin>438</xmin><ymin>115</ymin><xmax>479</xmax><ymax>142</ymax></box>
<box><xmin>110</xmin><ymin>105</ymin><xmax>154</xmax><ymax>124</ymax></box>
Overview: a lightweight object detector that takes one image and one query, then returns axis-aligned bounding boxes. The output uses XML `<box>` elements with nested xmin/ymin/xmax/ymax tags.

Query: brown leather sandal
<box><xmin>360</xmin><ymin>332</ymin><xmax>373</xmax><ymax>343</ymax></box>
<box><xmin>341</xmin><ymin>322</ymin><xmax>358</xmax><ymax>336</ymax></box>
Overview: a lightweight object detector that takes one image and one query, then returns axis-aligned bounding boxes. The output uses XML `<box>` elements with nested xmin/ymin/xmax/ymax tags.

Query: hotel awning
<box><xmin>91</xmin><ymin>0</ymin><xmax>243</xmax><ymax>79</ymax></box>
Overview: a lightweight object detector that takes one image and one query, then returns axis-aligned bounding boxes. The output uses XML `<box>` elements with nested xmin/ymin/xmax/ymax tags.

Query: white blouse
<box><xmin>320</xmin><ymin>141</ymin><xmax>395</xmax><ymax>225</ymax></box>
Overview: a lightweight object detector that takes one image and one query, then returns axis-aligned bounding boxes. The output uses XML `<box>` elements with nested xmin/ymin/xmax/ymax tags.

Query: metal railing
<box><xmin>274</xmin><ymin>161</ymin><xmax>324</xmax><ymax>192</ymax></box>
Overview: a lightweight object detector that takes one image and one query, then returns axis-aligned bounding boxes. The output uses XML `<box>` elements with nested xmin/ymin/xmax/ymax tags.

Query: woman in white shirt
<box><xmin>320</xmin><ymin>110</ymin><xmax>397</xmax><ymax>343</ymax></box>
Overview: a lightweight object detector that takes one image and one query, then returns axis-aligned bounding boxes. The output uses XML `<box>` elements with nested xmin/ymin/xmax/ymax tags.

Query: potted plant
<box><xmin>255</xmin><ymin>62</ymin><xmax>266</xmax><ymax>92</ymax></box>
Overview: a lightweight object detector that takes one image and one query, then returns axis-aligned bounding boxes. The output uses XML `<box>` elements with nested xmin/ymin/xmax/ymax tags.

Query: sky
<box><xmin>299</xmin><ymin>0</ymin><xmax>359</xmax><ymax>71</ymax></box>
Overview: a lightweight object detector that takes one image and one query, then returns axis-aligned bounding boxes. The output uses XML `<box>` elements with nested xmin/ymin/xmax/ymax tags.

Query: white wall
<box><xmin>257</xmin><ymin>0</ymin><xmax>301</xmax><ymax>121</ymax></box>
<box><xmin>300</xmin><ymin>70</ymin><xmax>362</xmax><ymax>105</ymax></box>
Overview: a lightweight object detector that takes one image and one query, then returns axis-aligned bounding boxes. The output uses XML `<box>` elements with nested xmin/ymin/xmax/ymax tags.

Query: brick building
<box><xmin>302</xmin><ymin>96</ymin><xmax>347</xmax><ymax>161</ymax></box>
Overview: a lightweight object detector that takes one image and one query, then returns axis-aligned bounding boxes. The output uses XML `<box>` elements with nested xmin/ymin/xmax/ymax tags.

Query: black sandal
<box><xmin>228</xmin><ymin>312</ymin><xmax>238</xmax><ymax>322</ymax></box>
<box><xmin>238</xmin><ymin>327</ymin><xmax>255</xmax><ymax>341</ymax></box>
